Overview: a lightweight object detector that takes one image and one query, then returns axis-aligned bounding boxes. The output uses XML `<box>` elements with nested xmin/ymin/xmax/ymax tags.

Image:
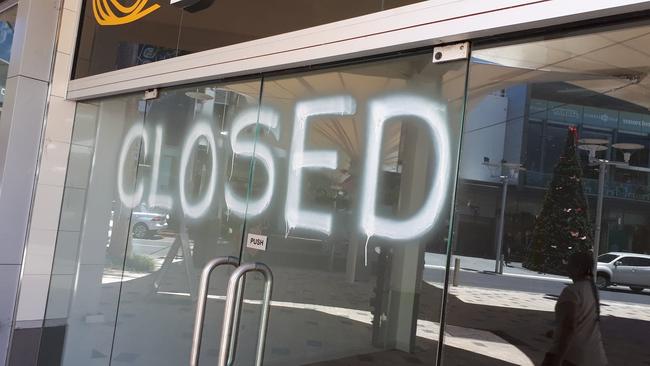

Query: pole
<box><xmin>593</xmin><ymin>163</ymin><xmax>606</xmax><ymax>266</ymax></box>
<box><xmin>452</xmin><ymin>257</ymin><xmax>460</xmax><ymax>287</ymax></box>
<box><xmin>495</xmin><ymin>176</ymin><xmax>508</xmax><ymax>274</ymax></box>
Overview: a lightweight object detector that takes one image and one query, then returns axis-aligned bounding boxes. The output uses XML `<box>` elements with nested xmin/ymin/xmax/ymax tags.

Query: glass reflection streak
<box><xmin>116</xmin><ymin>94</ymin><xmax>451</xmax><ymax>242</ymax></box>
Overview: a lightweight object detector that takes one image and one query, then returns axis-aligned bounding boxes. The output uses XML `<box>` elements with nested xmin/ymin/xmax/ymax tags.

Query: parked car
<box><xmin>596</xmin><ymin>252</ymin><xmax>650</xmax><ymax>293</ymax></box>
<box><xmin>131</xmin><ymin>206</ymin><xmax>169</xmax><ymax>239</ymax></box>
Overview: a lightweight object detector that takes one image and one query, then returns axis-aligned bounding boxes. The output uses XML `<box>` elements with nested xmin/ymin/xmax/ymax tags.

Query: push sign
<box><xmin>247</xmin><ymin>233</ymin><xmax>268</xmax><ymax>251</ymax></box>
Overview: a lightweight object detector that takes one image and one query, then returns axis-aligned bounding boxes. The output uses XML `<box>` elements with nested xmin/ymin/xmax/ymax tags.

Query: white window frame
<box><xmin>67</xmin><ymin>0</ymin><xmax>650</xmax><ymax>100</ymax></box>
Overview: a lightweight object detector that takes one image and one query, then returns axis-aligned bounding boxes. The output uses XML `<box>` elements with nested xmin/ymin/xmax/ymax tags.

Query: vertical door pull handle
<box><xmin>218</xmin><ymin>262</ymin><xmax>274</xmax><ymax>366</ymax></box>
<box><xmin>190</xmin><ymin>256</ymin><xmax>239</xmax><ymax>366</ymax></box>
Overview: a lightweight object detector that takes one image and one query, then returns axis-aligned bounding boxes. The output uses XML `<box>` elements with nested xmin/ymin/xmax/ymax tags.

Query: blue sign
<box><xmin>582</xmin><ymin>106</ymin><xmax>618</xmax><ymax>129</ymax></box>
<box><xmin>619</xmin><ymin>112</ymin><xmax>650</xmax><ymax>134</ymax></box>
<box><xmin>528</xmin><ymin>99</ymin><xmax>650</xmax><ymax>134</ymax></box>
<box><xmin>548</xmin><ymin>101</ymin><xmax>582</xmax><ymax>124</ymax></box>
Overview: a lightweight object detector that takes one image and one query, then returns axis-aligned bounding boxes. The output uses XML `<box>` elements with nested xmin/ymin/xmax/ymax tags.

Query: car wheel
<box><xmin>132</xmin><ymin>223</ymin><xmax>148</xmax><ymax>239</ymax></box>
<box><xmin>596</xmin><ymin>273</ymin><xmax>609</xmax><ymax>289</ymax></box>
<box><xmin>630</xmin><ymin>286</ymin><xmax>644</xmax><ymax>293</ymax></box>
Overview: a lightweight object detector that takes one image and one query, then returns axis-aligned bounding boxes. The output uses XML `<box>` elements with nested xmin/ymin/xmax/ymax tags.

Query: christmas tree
<box><xmin>523</xmin><ymin>126</ymin><xmax>593</xmax><ymax>274</ymax></box>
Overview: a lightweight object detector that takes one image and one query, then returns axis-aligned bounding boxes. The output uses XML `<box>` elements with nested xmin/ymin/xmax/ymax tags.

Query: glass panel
<box><xmin>73</xmin><ymin>0</ymin><xmax>425</xmax><ymax>78</ymax></box>
<box><xmin>444</xmin><ymin>21</ymin><xmax>650</xmax><ymax>366</ymax></box>
<box><xmin>47</xmin><ymin>51</ymin><xmax>468</xmax><ymax>366</ymax></box>
<box><xmin>636</xmin><ymin>258</ymin><xmax>650</xmax><ymax>267</ymax></box>
<box><xmin>597</xmin><ymin>254</ymin><xmax>618</xmax><ymax>263</ymax></box>
<box><xmin>543</xmin><ymin>124</ymin><xmax>569</xmax><ymax>174</ymax></box>
<box><xmin>41</xmin><ymin>95</ymin><xmax>146</xmax><ymax>366</ymax></box>
<box><xmin>236</xmin><ymin>53</ymin><xmax>467</xmax><ymax>365</ymax></box>
<box><xmin>525</xmin><ymin>121</ymin><xmax>542</xmax><ymax>173</ymax></box>
<box><xmin>177</xmin><ymin>0</ymin><xmax>422</xmax><ymax>61</ymax></box>
<box><xmin>108</xmin><ymin>80</ymin><xmax>262</xmax><ymax>366</ymax></box>
<box><xmin>0</xmin><ymin>5</ymin><xmax>17</xmax><ymax>120</ymax></box>
<box><xmin>73</xmin><ymin>1</ymin><xmax>182</xmax><ymax>79</ymax></box>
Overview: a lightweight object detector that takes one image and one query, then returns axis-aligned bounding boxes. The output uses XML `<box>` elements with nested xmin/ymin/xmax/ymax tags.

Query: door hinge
<box><xmin>144</xmin><ymin>88</ymin><xmax>159</xmax><ymax>100</ymax></box>
<box><xmin>432</xmin><ymin>42</ymin><xmax>470</xmax><ymax>63</ymax></box>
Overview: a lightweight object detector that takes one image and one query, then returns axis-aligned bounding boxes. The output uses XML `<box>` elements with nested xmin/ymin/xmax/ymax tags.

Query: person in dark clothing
<box><xmin>543</xmin><ymin>251</ymin><xmax>607</xmax><ymax>366</ymax></box>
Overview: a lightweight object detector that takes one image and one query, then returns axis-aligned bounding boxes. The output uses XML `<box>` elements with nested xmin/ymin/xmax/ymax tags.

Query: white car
<box><xmin>596</xmin><ymin>252</ymin><xmax>650</xmax><ymax>293</ymax></box>
<box><xmin>131</xmin><ymin>206</ymin><xmax>170</xmax><ymax>239</ymax></box>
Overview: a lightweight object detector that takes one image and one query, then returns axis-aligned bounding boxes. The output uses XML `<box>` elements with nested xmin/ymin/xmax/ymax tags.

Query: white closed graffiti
<box><xmin>285</xmin><ymin>95</ymin><xmax>357</xmax><ymax>237</ymax></box>
<box><xmin>225</xmin><ymin>107</ymin><xmax>280</xmax><ymax>218</ymax></box>
<box><xmin>117</xmin><ymin>93</ymin><xmax>451</xmax><ymax>242</ymax></box>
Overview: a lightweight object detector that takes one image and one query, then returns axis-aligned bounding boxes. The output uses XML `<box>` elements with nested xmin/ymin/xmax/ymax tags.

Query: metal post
<box><xmin>495</xmin><ymin>176</ymin><xmax>508</xmax><ymax>274</ymax></box>
<box><xmin>593</xmin><ymin>163</ymin><xmax>606</xmax><ymax>266</ymax></box>
<box><xmin>452</xmin><ymin>257</ymin><xmax>460</xmax><ymax>287</ymax></box>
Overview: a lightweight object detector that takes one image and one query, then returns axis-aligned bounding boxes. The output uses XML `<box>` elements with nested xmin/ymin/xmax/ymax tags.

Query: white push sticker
<box><xmin>246</xmin><ymin>233</ymin><xmax>268</xmax><ymax>251</ymax></box>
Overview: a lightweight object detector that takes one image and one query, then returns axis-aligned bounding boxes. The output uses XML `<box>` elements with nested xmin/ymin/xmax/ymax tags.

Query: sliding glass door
<box><xmin>46</xmin><ymin>49</ymin><xmax>469</xmax><ymax>366</ymax></box>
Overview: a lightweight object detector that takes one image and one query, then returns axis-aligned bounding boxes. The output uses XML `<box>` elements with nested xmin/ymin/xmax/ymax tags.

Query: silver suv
<box><xmin>131</xmin><ymin>206</ymin><xmax>169</xmax><ymax>239</ymax></box>
<box><xmin>596</xmin><ymin>252</ymin><xmax>650</xmax><ymax>293</ymax></box>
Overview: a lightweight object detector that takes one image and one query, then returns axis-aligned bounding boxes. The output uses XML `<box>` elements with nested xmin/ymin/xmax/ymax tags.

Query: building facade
<box><xmin>3</xmin><ymin>1</ymin><xmax>650</xmax><ymax>366</ymax></box>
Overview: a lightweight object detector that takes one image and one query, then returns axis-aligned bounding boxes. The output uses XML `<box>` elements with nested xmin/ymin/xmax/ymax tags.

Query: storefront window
<box><xmin>0</xmin><ymin>5</ymin><xmax>17</xmax><ymax>120</ymax></box>
<box><xmin>44</xmin><ymin>50</ymin><xmax>468</xmax><ymax>365</ymax></box>
<box><xmin>524</xmin><ymin>121</ymin><xmax>542</xmax><ymax>173</ymax></box>
<box><xmin>444</xmin><ymin>21</ymin><xmax>650</xmax><ymax>365</ymax></box>
<box><xmin>73</xmin><ymin>0</ymin><xmax>425</xmax><ymax>78</ymax></box>
<box><xmin>40</xmin><ymin>94</ymin><xmax>146</xmax><ymax>366</ymax></box>
<box><xmin>542</xmin><ymin>124</ymin><xmax>569</xmax><ymax>174</ymax></box>
<box><xmin>44</xmin><ymin>10</ymin><xmax>650</xmax><ymax>366</ymax></box>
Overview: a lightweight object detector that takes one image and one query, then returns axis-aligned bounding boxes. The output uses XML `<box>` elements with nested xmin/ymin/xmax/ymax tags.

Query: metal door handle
<box><xmin>218</xmin><ymin>262</ymin><xmax>274</xmax><ymax>366</ymax></box>
<box><xmin>190</xmin><ymin>256</ymin><xmax>240</xmax><ymax>366</ymax></box>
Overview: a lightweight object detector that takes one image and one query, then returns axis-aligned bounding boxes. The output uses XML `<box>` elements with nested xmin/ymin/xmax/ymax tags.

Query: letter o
<box><xmin>117</xmin><ymin>124</ymin><xmax>148</xmax><ymax>209</ymax></box>
<box><xmin>179</xmin><ymin>121</ymin><xmax>218</xmax><ymax>219</ymax></box>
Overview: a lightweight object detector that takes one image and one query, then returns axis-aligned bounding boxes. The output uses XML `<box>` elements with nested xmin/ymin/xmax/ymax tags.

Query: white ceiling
<box><xmin>472</xmin><ymin>23</ymin><xmax>650</xmax><ymax>111</ymax></box>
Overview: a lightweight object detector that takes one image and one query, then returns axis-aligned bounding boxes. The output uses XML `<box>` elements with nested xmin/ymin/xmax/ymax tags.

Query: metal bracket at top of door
<box><xmin>432</xmin><ymin>41</ymin><xmax>470</xmax><ymax>63</ymax></box>
<box><xmin>144</xmin><ymin>88</ymin><xmax>159</xmax><ymax>100</ymax></box>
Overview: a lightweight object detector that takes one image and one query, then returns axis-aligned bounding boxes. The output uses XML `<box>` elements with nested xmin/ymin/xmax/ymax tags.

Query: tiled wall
<box><xmin>15</xmin><ymin>0</ymin><xmax>81</xmax><ymax>327</ymax></box>
<box><xmin>0</xmin><ymin>0</ymin><xmax>81</xmax><ymax>364</ymax></box>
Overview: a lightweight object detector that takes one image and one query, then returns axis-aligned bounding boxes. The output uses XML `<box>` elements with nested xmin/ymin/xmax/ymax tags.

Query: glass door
<box><xmin>235</xmin><ymin>52</ymin><xmax>469</xmax><ymax>365</ymax></box>
<box><xmin>109</xmin><ymin>79</ymin><xmax>263</xmax><ymax>366</ymax></box>
<box><xmin>107</xmin><ymin>50</ymin><xmax>469</xmax><ymax>366</ymax></box>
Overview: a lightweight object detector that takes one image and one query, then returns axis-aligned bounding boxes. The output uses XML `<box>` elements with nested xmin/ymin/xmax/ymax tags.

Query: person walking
<box><xmin>543</xmin><ymin>251</ymin><xmax>607</xmax><ymax>366</ymax></box>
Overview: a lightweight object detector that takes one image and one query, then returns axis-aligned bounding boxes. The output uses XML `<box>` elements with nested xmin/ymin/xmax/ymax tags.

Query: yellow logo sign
<box><xmin>93</xmin><ymin>0</ymin><xmax>161</xmax><ymax>26</ymax></box>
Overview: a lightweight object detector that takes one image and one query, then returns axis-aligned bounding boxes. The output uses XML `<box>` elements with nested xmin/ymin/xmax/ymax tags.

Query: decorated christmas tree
<box><xmin>523</xmin><ymin>126</ymin><xmax>593</xmax><ymax>274</ymax></box>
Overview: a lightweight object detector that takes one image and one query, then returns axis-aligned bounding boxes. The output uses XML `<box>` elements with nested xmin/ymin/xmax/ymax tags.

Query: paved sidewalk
<box><xmin>424</xmin><ymin>253</ymin><xmax>570</xmax><ymax>282</ymax></box>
